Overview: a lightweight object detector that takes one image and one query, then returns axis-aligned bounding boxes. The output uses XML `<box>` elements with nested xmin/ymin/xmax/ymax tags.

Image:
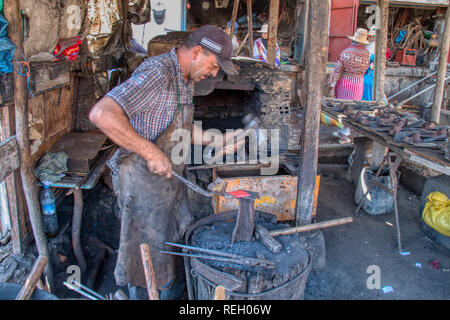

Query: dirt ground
<box><xmin>305</xmin><ymin>166</ymin><xmax>450</xmax><ymax>300</ymax></box>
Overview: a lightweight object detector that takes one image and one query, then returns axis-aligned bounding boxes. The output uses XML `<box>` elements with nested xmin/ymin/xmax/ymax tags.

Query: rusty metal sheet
<box><xmin>212</xmin><ymin>175</ymin><xmax>299</xmax><ymax>221</ymax></box>
<box><xmin>49</xmin><ymin>130</ymin><xmax>108</xmax><ymax>172</ymax></box>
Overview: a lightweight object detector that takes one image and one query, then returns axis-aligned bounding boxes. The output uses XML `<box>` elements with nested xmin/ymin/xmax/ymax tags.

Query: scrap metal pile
<box><xmin>326</xmin><ymin>101</ymin><xmax>450</xmax><ymax>160</ymax></box>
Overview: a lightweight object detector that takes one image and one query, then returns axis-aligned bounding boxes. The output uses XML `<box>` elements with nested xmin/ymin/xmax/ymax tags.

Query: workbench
<box><xmin>40</xmin><ymin>146</ymin><xmax>117</xmax><ymax>273</ymax></box>
<box><xmin>321</xmin><ymin>100</ymin><xmax>450</xmax><ymax>176</ymax></box>
<box><xmin>321</xmin><ymin>99</ymin><xmax>449</xmax><ymax>253</ymax></box>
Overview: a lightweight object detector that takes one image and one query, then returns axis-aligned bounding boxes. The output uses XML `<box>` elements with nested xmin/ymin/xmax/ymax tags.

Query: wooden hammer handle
<box><xmin>269</xmin><ymin>217</ymin><xmax>353</xmax><ymax>237</ymax></box>
<box><xmin>140</xmin><ymin>243</ymin><xmax>159</xmax><ymax>300</ymax></box>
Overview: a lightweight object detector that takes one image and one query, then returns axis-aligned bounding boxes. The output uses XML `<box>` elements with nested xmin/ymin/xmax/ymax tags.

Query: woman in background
<box><xmin>362</xmin><ymin>27</ymin><xmax>376</xmax><ymax>101</ymax></box>
<box><xmin>329</xmin><ymin>28</ymin><xmax>371</xmax><ymax>100</ymax></box>
<box><xmin>253</xmin><ymin>23</ymin><xmax>280</xmax><ymax>67</ymax></box>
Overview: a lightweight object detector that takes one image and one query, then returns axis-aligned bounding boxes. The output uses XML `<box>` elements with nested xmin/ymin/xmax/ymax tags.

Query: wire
<box><xmin>12</xmin><ymin>48</ymin><xmax>34</xmax><ymax>98</ymax></box>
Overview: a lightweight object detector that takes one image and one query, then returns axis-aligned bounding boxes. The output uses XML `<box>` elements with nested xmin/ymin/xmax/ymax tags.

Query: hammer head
<box><xmin>255</xmin><ymin>225</ymin><xmax>283</xmax><ymax>254</ymax></box>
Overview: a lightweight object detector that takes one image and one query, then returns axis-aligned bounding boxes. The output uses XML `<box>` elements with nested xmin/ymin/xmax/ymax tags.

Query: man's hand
<box><xmin>222</xmin><ymin>129</ymin><xmax>246</xmax><ymax>155</ymax></box>
<box><xmin>145</xmin><ymin>149</ymin><xmax>172</xmax><ymax>178</ymax></box>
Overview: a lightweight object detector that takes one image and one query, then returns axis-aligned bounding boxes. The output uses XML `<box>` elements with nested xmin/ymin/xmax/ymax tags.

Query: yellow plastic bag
<box><xmin>422</xmin><ymin>191</ymin><xmax>450</xmax><ymax>237</ymax></box>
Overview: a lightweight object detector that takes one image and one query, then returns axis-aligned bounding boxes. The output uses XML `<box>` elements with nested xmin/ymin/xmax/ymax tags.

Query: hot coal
<box><xmin>189</xmin><ymin>212</ymin><xmax>310</xmax><ymax>279</ymax></box>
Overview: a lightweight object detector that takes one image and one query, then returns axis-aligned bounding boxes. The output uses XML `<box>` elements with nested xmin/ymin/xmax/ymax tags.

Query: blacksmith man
<box><xmin>89</xmin><ymin>25</ymin><xmax>240</xmax><ymax>299</ymax></box>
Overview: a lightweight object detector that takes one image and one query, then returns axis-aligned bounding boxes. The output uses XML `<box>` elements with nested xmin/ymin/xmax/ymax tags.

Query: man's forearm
<box><xmin>89</xmin><ymin>96</ymin><xmax>161</xmax><ymax>161</ymax></box>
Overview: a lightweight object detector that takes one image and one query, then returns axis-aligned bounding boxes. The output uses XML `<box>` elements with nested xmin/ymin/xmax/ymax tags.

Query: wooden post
<box><xmin>431</xmin><ymin>6</ymin><xmax>450</xmax><ymax>124</ymax></box>
<box><xmin>373</xmin><ymin>0</ymin><xmax>389</xmax><ymax>104</ymax></box>
<box><xmin>3</xmin><ymin>0</ymin><xmax>54</xmax><ymax>288</ymax></box>
<box><xmin>1</xmin><ymin>105</ymin><xmax>27</xmax><ymax>254</ymax></box>
<box><xmin>247</xmin><ymin>0</ymin><xmax>254</xmax><ymax>56</ymax></box>
<box><xmin>294</xmin><ymin>0</ymin><xmax>329</xmax><ymax>226</ymax></box>
<box><xmin>230</xmin><ymin>0</ymin><xmax>240</xmax><ymax>38</ymax></box>
<box><xmin>140</xmin><ymin>243</ymin><xmax>159</xmax><ymax>300</ymax></box>
<box><xmin>267</xmin><ymin>0</ymin><xmax>280</xmax><ymax>67</ymax></box>
<box><xmin>15</xmin><ymin>255</ymin><xmax>48</xmax><ymax>300</ymax></box>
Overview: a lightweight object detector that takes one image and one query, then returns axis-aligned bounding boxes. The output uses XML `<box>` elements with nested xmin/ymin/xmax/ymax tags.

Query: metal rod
<box><xmin>397</xmin><ymin>75</ymin><xmax>450</xmax><ymax>108</ymax></box>
<box><xmin>68</xmin><ymin>279</ymin><xmax>106</xmax><ymax>300</ymax></box>
<box><xmin>387</xmin><ymin>71</ymin><xmax>437</xmax><ymax>101</ymax></box>
<box><xmin>161</xmin><ymin>251</ymin><xmax>242</xmax><ymax>264</ymax></box>
<box><xmin>63</xmin><ymin>281</ymin><xmax>99</xmax><ymax>300</ymax></box>
<box><xmin>166</xmin><ymin>242</ymin><xmax>242</xmax><ymax>259</ymax></box>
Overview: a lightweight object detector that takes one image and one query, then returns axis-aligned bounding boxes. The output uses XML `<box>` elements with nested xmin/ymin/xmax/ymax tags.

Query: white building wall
<box><xmin>132</xmin><ymin>0</ymin><xmax>184</xmax><ymax>50</ymax></box>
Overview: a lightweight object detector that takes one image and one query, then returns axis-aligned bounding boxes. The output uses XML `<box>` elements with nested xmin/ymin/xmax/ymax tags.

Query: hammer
<box><xmin>255</xmin><ymin>225</ymin><xmax>283</xmax><ymax>254</ymax></box>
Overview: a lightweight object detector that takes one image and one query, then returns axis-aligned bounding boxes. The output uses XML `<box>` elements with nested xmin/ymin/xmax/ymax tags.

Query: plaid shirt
<box><xmin>106</xmin><ymin>47</ymin><xmax>194</xmax><ymax>141</ymax></box>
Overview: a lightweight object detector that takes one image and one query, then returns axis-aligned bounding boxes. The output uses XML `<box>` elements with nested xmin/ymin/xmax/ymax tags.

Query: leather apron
<box><xmin>110</xmin><ymin>103</ymin><xmax>194</xmax><ymax>289</ymax></box>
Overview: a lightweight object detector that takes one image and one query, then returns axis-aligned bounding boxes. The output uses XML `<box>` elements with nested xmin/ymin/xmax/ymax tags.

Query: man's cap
<box><xmin>189</xmin><ymin>25</ymin><xmax>238</xmax><ymax>75</ymax></box>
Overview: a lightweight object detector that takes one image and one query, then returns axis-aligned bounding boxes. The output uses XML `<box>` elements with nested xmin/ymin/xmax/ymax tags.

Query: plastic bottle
<box><xmin>40</xmin><ymin>184</ymin><xmax>58</xmax><ymax>238</ymax></box>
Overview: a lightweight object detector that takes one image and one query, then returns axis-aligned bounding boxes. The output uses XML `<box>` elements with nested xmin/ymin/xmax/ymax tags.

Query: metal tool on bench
<box><xmin>172</xmin><ymin>170</ymin><xmax>228</xmax><ymax>197</ymax></box>
<box><xmin>162</xmin><ymin>242</ymin><xmax>275</xmax><ymax>269</ymax></box>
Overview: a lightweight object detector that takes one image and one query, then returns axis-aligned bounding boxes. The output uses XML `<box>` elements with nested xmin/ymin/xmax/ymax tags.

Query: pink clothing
<box><xmin>335</xmin><ymin>76</ymin><xmax>364</xmax><ymax>100</ymax></box>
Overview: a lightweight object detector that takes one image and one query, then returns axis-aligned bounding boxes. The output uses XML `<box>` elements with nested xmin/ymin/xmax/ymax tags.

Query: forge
<box><xmin>182</xmin><ymin>189</ymin><xmax>313</xmax><ymax>300</ymax></box>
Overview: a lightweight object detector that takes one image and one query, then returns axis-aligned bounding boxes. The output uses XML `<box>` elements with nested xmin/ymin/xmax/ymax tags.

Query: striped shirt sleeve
<box><xmin>106</xmin><ymin>67</ymin><xmax>169</xmax><ymax>119</ymax></box>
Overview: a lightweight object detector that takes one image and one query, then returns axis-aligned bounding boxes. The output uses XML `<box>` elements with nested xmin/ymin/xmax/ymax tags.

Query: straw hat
<box><xmin>258</xmin><ymin>23</ymin><xmax>268</xmax><ymax>33</ymax></box>
<box><xmin>348</xmin><ymin>28</ymin><xmax>370</xmax><ymax>45</ymax></box>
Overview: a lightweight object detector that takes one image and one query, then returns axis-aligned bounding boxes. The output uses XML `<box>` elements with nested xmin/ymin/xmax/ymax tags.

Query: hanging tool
<box><xmin>162</xmin><ymin>242</ymin><xmax>275</xmax><ymax>269</ymax></box>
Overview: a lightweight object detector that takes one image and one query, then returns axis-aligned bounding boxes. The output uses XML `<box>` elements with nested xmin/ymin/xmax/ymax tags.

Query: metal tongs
<box><xmin>162</xmin><ymin>242</ymin><xmax>275</xmax><ymax>269</ymax></box>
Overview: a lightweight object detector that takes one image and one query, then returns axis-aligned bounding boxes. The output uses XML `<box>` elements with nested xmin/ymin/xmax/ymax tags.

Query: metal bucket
<box><xmin>184</xmin><ymin>211</ymin><xmax>312</xmax><ymax>300</ymax></box>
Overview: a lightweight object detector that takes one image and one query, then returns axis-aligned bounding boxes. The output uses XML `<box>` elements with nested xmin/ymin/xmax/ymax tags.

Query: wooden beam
<box><xmin>15</xmin><ymin>255</ymin><xmax>48</xmax><ymax>300</ymax></box>
<box><xmin>267</xmin><ymin>0</ymin><xmax>280</xmax><ymax>67</ymax></box>
<box><xmin>431</xmin><ymin>6</ymin><xmax>450</xmax><ymax>124</ymax></box>
<box><xmin>1</xmin><ymin>105</ymin><xmax>27</xmax><ymax>255</ymax></box>
<box><xmin>294</xmin><ymin>0</ymin><xmax>329</xmax><ymax>226</ymax></box>
<box><xmin>230</xmin><ymin>0</ymin><xmax>240</xmax><ymax>38</ymax></box>
<box><xmin>3</xmin><ymin>0</ymin><xmax>54</xmax><ymax>289</ymax></box>
<box><xmin>374</xmin><ymin>0</ymin><xmax>389</xmax><ymax>103</ymax></box>
<box><xmin>0</xmin><ymin>136</ymin><xmax>19</xmax><ymax>182</ymax></box>
<box><xmin>247</xmin><ymin>0</ymin><xmax>254</xmax><ymax>56</ymax></box>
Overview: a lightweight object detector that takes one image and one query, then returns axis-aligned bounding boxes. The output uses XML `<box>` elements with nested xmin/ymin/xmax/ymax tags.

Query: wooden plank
<box><xmin>371</xmin><ymin>141</ymin><xmax>388</xmax><ymax>170</ymax></box>
<box><xmin>140</xmin><ymin>243</ymin><xmax>159</xmax><ymax>300</ymax></box>
<box><xmin>247</xmin><ymin>0</ymin><xmax>253</xmax><ymax>55</ymax></box>
<box><xmin>0</xmin><ymin>136</ymin><xmax>19</xmax><ymax>182</ymax></box>
<box><xmin>321</xmin><ymin>107</ymin><xmax>450</xmax><ymax>172</ymax></box>
<box><xmin>267</xmin><ymin>0</ymin><xmax>280</xmax><ymax>67</ymax></box>
<box><xmin>3</xmin><ymin>0</ymin><xmax>54</xmax><ymax>289</ymax></box>
<box><xmin>230</xmin><ymin>0</ymin><xmax>240</xmax><ymax>38</ymax></box>
<box><xmin>15</xmin><ymin>255</ymin><xmax>48</xmax><ymax>300</ymax></box>
<box><xmin>374</xmin><ymin>0</ymin><xmax>389</xmax><ymax>103</ymax></box>
<box><xmin>431</xmin><ymin>6</ymin><xmax>450</xmax><ymax>123</ymax></box>
<box><xmin>1</xmin><ymin>104</ymin><xmax>27</xmax><ymax>254</ymax></box>
<box><xmin>294</xmin><ymin>0</ymin><xmax>329</xmax><ymax>226</ymax></box>
<box><xmin>45</xmin><ymin>87</ymin><xmax>72</xmax><ymax>139</ymax></box>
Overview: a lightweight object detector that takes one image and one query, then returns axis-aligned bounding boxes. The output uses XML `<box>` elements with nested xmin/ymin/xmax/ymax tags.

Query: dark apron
<box><xmin>109</xmin><ymin>104</ymin><xmax>194</xmax><ymax>289</ymax></box>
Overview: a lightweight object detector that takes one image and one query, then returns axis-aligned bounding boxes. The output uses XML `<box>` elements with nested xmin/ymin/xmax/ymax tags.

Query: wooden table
<box><xmin>322</xmin><ymin>102</ymin><xmax>449</xmax><ymax>253</ymax></box>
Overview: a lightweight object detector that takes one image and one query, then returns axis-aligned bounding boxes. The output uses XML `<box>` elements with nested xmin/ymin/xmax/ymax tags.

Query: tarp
<box><xmin>0</xmin><ymin>13</ymin><xmax>16</xmax><ymax>73</ymax></box>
